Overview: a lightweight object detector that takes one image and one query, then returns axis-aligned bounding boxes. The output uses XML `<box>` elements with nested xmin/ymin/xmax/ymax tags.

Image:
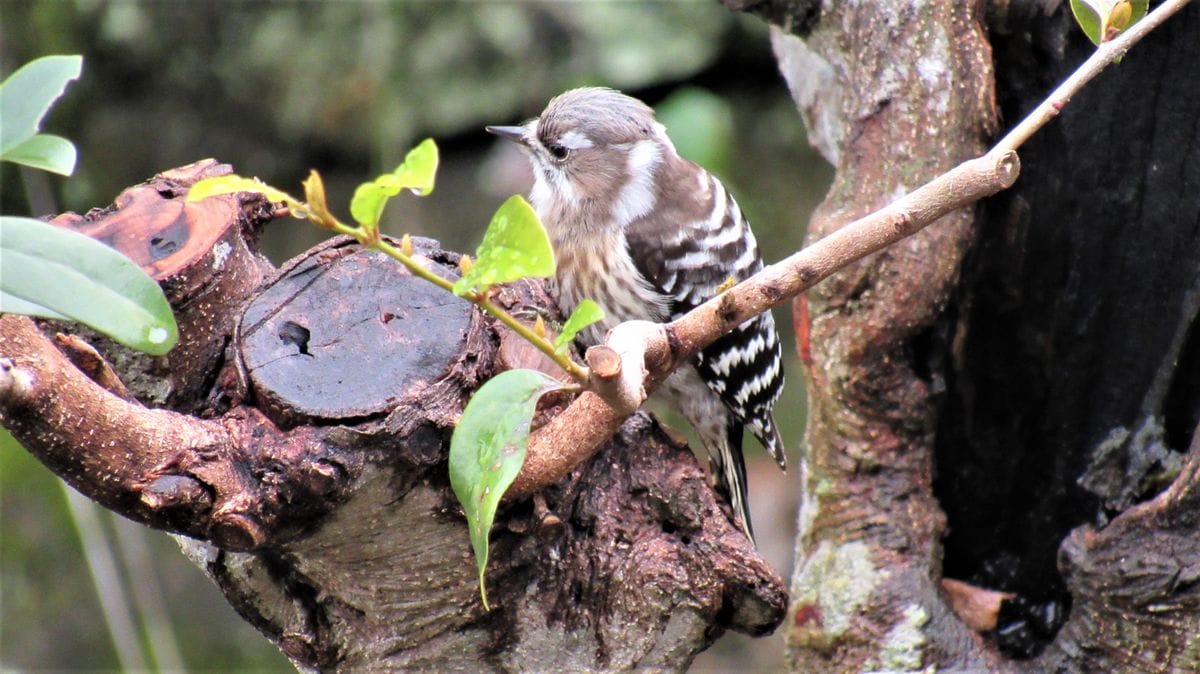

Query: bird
<box><xmin>486</xmin><ymin>87</ymin><xmax>784</xmax><ymax>540</ymax></box>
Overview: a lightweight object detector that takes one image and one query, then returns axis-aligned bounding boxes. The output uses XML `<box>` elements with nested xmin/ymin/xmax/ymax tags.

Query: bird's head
<box><xmin>487</xmin><ymin>87</ymin><xmax>675</xmax><ymax>228</ymax></box>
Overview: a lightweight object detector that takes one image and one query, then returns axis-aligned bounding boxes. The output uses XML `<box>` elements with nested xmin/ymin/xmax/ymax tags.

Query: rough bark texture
<box><xmin>726</xmin><ymin>0</ymin><xmax>1200</xmax><ymax>671</ymax></box>
<box><xmin>763</xmin><ymin>1</ymin><xmax>1004</xmax><ymax>670</ymax></box>
<box><xmin>0</xmin><ymin>161</ymin><xmax>787</xmax><ymax>671</ymax></box>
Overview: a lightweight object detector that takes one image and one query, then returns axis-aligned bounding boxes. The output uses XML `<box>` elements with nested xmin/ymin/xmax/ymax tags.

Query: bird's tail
<box><xmin>753</xmin><ymin>411</ymin><xmax>787</xmax><ymax>471</ymax></box>
<box><xmin>709</xmin><ymin>422</ymin><xmax>753</xmax><ymax>542</ymax></box>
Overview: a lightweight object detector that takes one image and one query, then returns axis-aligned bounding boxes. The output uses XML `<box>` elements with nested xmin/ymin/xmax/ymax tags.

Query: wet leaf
<box><xmin>349</xmin><ymin>138</ymin><xmax>438</xmax><ymax>227</ymax></box>
<box><xmin>453</xmin><ymin>195</ymin><xmax>554</xmax><ymax>296</ymax></box>
<box><xmin>0</xmin><ymin>216</ymin><xmax>178</xmax><ymax>355</ymax></box>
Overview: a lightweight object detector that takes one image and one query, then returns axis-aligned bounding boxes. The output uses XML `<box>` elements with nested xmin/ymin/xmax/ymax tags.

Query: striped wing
<box><xmin>624</xmin><ymin>165</ymin><xmax>786</xmax><ymax>466</ymax></box>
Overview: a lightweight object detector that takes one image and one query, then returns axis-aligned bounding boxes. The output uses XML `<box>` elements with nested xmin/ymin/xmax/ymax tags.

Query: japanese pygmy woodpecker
<box><xmin>487</xmin><ymin>87</ymin><xmax>785</xmax><ymax>540</ymax></box>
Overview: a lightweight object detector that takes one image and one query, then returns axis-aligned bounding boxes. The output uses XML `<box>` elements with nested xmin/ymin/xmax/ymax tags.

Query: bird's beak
<box><xmin>486</xmin><ymin>125</ymin><xmax>528</xmax><ymax>145</ymax></box>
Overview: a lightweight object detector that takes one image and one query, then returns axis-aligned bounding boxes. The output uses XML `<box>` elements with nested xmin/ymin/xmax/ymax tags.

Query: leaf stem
<box><xmin>477</xmin><ymin>295</ymin><xmax>590</xmax><ymax>382</ymax></box>
<box><xmin>372</xmin><ymin>235</ymin><xmax>457</xmax><ymax>293</ymax></box>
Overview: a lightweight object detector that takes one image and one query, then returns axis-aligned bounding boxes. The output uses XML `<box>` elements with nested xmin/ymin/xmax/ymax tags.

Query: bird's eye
<box><xmin>547</xmin><ymin>143</ymin><xmax>569</xmax><ymax>160</ymax></box>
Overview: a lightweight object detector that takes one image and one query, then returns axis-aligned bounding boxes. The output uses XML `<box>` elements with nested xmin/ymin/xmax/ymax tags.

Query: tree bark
<box><xmin>727</xmin><ymin>0</ymin><xmax>1200</xmax><ymax>671</ymax></box>
<box><xmin>766</xmin><ymin>1</ymin><xmax>1004</xmax><ymax>670</ymax></box>
<box><xmin>0</xmin><ymin>161</ymin><xmax>786</xmax><ymax>671</ymax></box>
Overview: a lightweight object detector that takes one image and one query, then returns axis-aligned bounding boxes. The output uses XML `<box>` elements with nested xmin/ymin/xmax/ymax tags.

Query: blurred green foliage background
<box><xmin>0</xmin><ymin>0</ymin><xmax>832</xmax><ymax>670</ymax></box>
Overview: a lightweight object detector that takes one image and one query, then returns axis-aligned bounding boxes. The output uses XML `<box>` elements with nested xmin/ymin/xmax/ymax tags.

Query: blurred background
<box><xmin>0</xmin><ymin>1</ymin><xmax>832</xmax><ymax>670</ymax></box>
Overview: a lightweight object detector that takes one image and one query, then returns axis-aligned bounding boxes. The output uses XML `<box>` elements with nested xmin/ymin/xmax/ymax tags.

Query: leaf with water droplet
<box><xmin>0</xmin><ymin>216</ymin><xmax>178</xmax><ymax>355</ymax></box>
<box><xmin>453</xmin><ymin>195</ymin><xmax>554</xmax><ymax>296</ymax></box>
<box><xmin>349</xmin><ymin>138</ymin><xmax>438</xmax><ymax>227</ymax></box>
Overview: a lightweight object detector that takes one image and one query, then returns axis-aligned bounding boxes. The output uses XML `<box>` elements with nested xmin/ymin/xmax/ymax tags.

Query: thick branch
<box><xmin>0</xmin><ymin>315</ymin><xmax>216</xmax><ymax>495</ymax></box>
<box><xmin>0</xmin><ymin>316</ymin><xmax>216</xmax><ymax>531</ymax></box>
<box><xmin>0</xmin><ymin>315</ymin><xmax>356</xmax><ymax>550</ymax></box>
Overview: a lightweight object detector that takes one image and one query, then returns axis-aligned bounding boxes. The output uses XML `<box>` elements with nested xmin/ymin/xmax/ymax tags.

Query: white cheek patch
<box><xmin>547</xmin><ymin>165</ymin><xmax>578</xmax><ymax>205</ymax></box>
<box><xmin>557</xmin><ymin>129</ymin><xmax>594</xmax><ymax>150</ymax></box>
<box><xmin>528</xmin><ymin>155</ymin><xmax>578</xmax><ymax>218</ymax></box>
<box><xmin>612</xmin><ymin>139</ymin><xmax>661</xmax><ymax>227</ymax></box>
<box><xmin>529</xmin><ymin>177</ymin><xmax>553</xmax><ymax>216</ymax></box>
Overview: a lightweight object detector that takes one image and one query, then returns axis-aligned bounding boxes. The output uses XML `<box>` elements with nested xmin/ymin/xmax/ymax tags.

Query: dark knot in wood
<box><xmin>209</xmin><ymin>511</ymin><xmax>267</xmax><ymax>551</ymax></box>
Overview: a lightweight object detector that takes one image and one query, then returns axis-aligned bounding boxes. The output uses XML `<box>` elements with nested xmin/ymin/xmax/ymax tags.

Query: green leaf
<box><xmin>0</xmin><ymin>216</ymin><xmax>178</xmax><ymax>355</ymax></box>
<box><xmin>555</xmin><ymin>300</ymin><xmax>605</xmax><ymax>355</ymax></box>
<box><xmin>1070</xmin><ymin>0</ymin><xmax>1104</xmax><ymax>45</ymax></box>
<box><xmin>0</xmin><ymin>290</ymin><xmax>68</xmax><ymax>320</ymax></box>
<box><xmin>452</xmin><ymin>195</ymin><xmax>554</xmax><ymax>296</ymax></box>
<box><xmin>186</xmin><ymin>175</ymin><xmax>298</xmax><ymax>207</ymax></box>
<box><xmin>0</xmin><ymin>55</ymin><xmax>82</xmax><ymax>157</ymax></box>
<box><xmin>350</xmin><ymin>185</ymin><xmax>386</xmax><ymax>230</ymax></box>
<box><xmin>349</xmin><ymin>138</ymin><xmax>439</xmax><ymax>227</ymax></box>
<box><xmin>2</xmin><ymin>133</ymin><xmax>76</xmax><ymax>175</ymax></box>
<box><xmin>1070</xmin><ymin>0</ymin><xmax>1145</xmax><ymax>45</ymax></box>
<box><xmin>448</xmin><ymin>368</ymin><xmax>561</xmax><ymax>609</ymax></box>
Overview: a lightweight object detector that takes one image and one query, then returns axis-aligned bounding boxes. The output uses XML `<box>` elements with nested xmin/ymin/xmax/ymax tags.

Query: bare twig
<box><xmin>515</xmin><ymin>0</ymin><xmax>1192</xmax><ymax>497</ymax></box>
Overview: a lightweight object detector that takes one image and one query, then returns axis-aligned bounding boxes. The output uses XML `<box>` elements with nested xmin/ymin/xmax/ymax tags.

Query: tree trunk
<box><xmin>728</xmin><ymin>0</ymin><xmax>1200</xmax><ymax>670</ymax></box>
<box><xmin>772</xmin><ymin>1</ymin><xmax>1003</xmax><ymax>670</ymax></box>
<box><xmin>0</xmin><ymin>160</ymin><xmax>786</xmax><ymax>671</ymax></box>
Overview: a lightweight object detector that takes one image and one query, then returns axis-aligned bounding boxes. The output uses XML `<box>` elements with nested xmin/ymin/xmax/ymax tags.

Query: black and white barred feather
<box><xmin>489</xmin><ymin>87</ymin><xmax>785</xmax><ymax>541</ymax></box>
<box><xmin>624</xmin><ymin>170</ymin><xmax>785</xmax><ymax>541</ymax></box>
